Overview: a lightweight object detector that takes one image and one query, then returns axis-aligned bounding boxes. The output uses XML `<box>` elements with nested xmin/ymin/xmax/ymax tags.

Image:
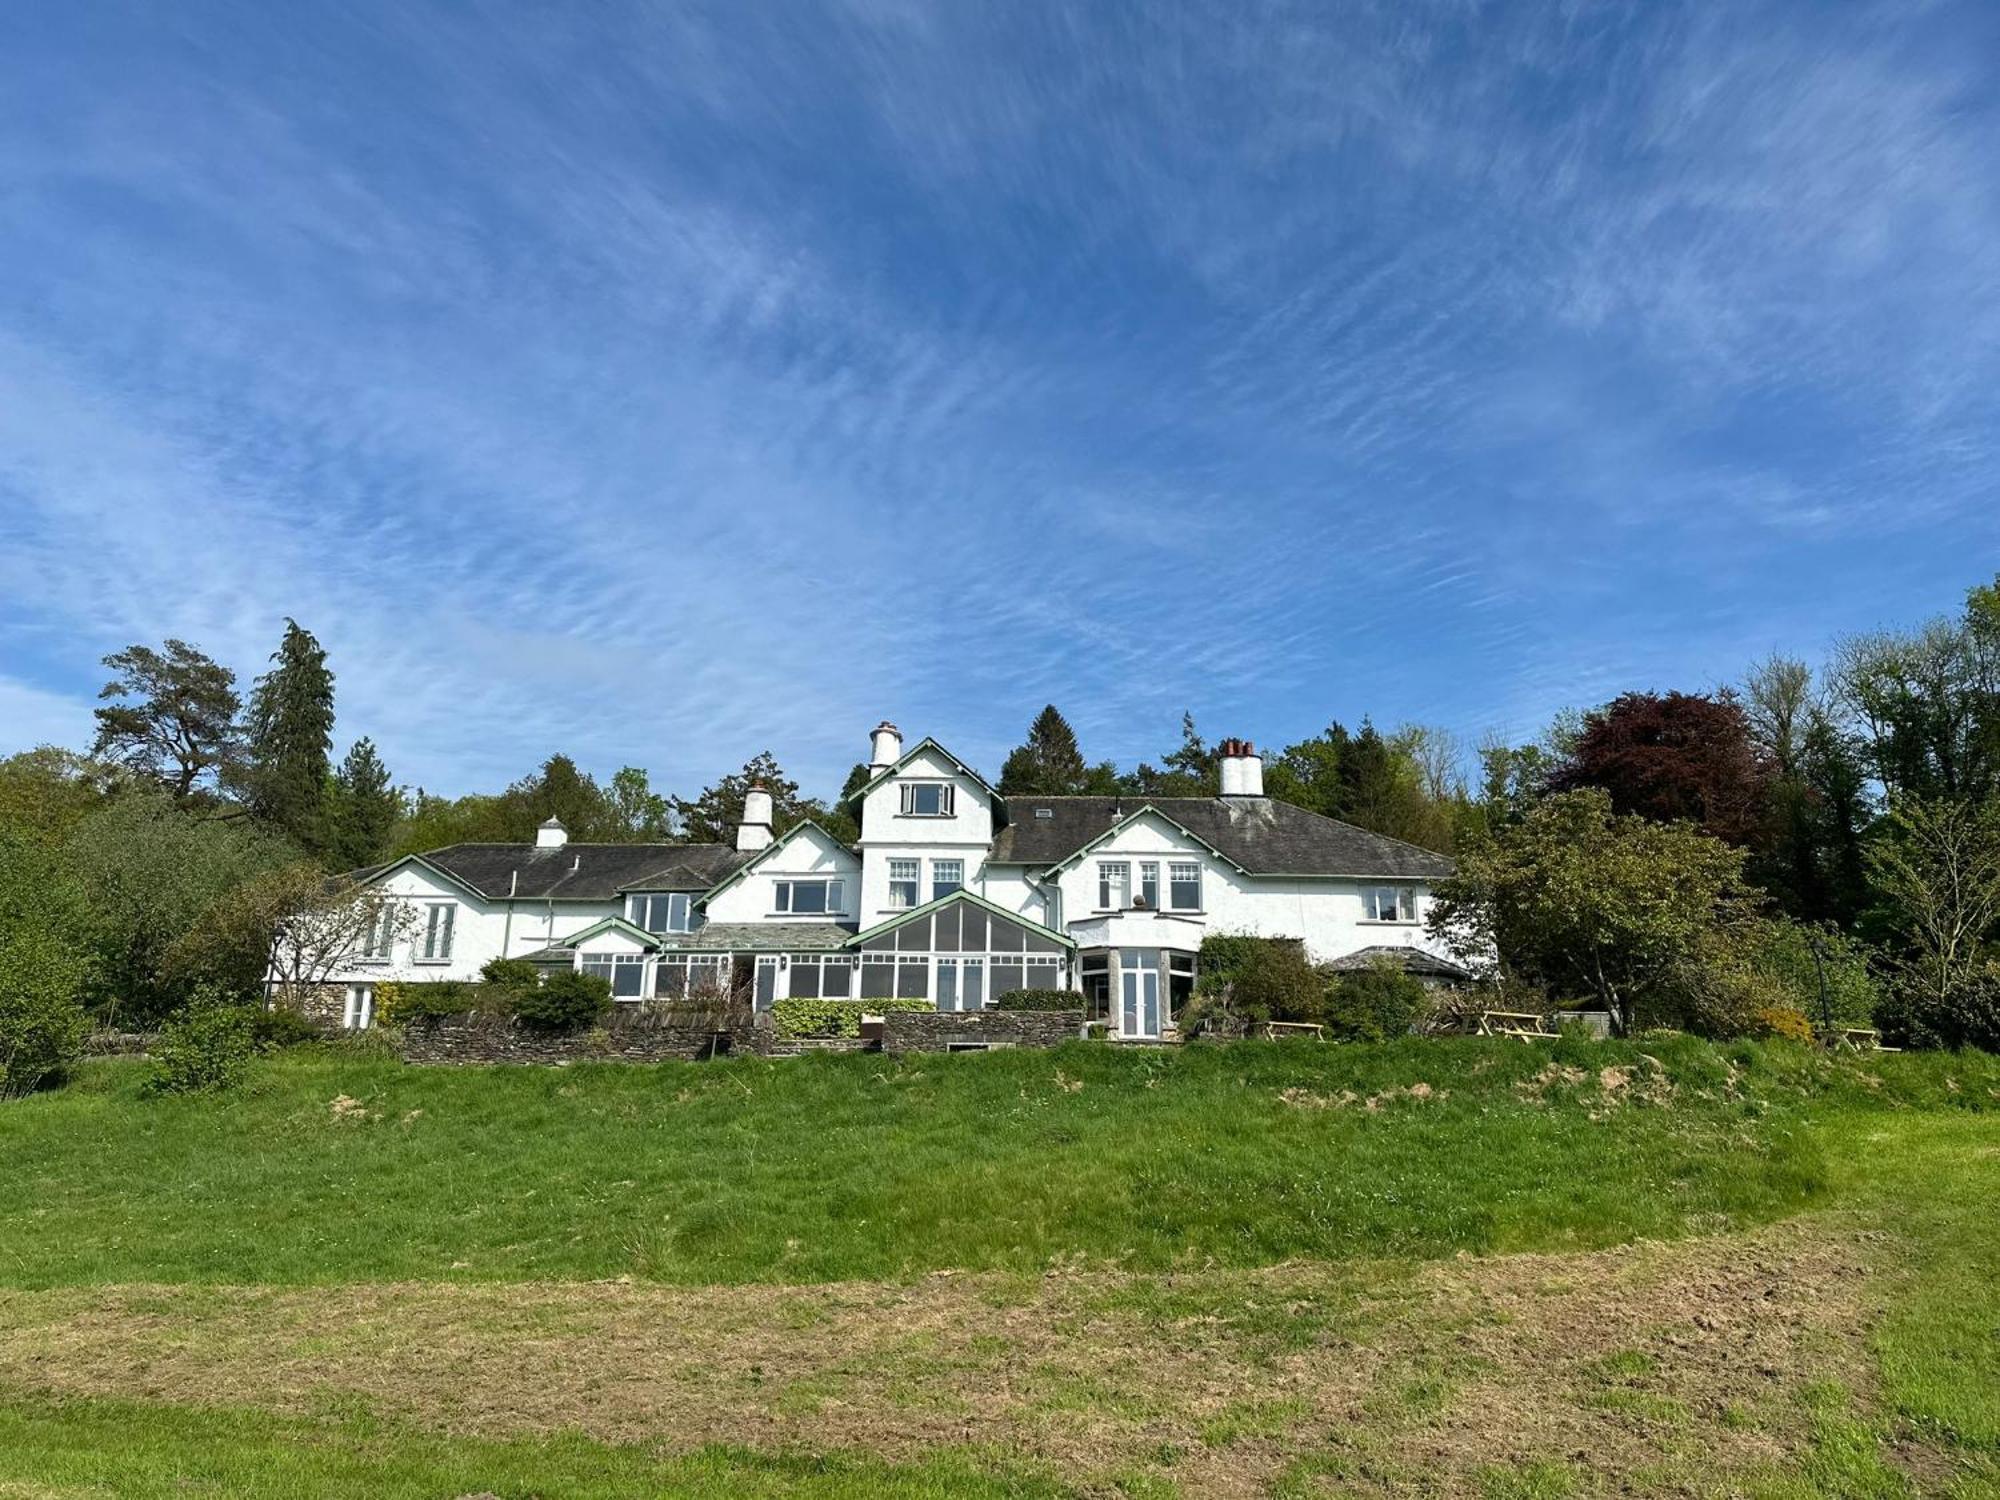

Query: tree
<box><xmin>64</xmin><ymin>793</ymin><xmax>294</xmax><ymax>1025</ymax></box>
<box><xmin>607</xmin><ymin>767</ymin><xmax>673</xmax><ymax>841</ymax></box>
<box><xmin>253</xmin><ymin>867</ymin><xmax>416</xmax><ymax>1006</ymax></box>
<box><xmin>242</xmin><ymin>620</ymin><xmax>336</xmax><ymax>851</ymax></box>
<box><xmin>997</xmin><ymin>706</ymin><xmax>1089</xmax><ymax>796</ymax></box>
<box><xmin>91</xmin><ymin>639</ymin><xmax>241</xmax><ymax>802</ymax></box>
<box><xmin>674</xmin><ymin>753</ymin><xmax>806</xmax><ymax>843</ymax></box>
<box><xmin>1741</xmin><ymin>657</ymin><xmax>1874</xmax><ymax>924</ymax></box>
<box><xmin>0</xmin><ymin>829</ymin><xmax>93</xmax><ymax>1097</ymax></box>
<box><xmin>1428</xmin><ymin>787</ymin><xmax>1762</xmax><ymax>1034</ymax></box>
<box><xmin>324</xmin><ymin>738</ymin><xmax>401</xmax><ymax>870</ymax></box>
<box><xmin>0</xmin><ymin>749</ymin><xmax>121</xmax><ymax>847</ymax></box>
<box><xmin>1548</xmin><ymin>691</ymin><xmax>1769</xmax><ymax>845</ymax></box>
<box><xmin>1864</xmin><ymin>798</ymin><xmax>2000</xmax><ymax>1011</ymax></box>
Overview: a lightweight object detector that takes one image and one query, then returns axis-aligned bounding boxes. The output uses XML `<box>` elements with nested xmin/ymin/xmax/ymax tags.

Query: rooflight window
<box><xmin>900</xmin><ymin>782</ymin><xmax>955</xmax><ymax>817</ymax></box>
<box><xmin>1034</xmin><ymin>808</ymin><xmax>1054</xmax><ymax>819</ymax></box>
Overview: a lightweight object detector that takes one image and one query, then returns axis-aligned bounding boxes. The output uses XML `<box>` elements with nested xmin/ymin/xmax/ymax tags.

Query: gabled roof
<box><xmin>848</xmin><ymin>886</ymin><xmax>1075</xmax><ymax>949</ymax></box>
<box><xmin>697</xmin><ymin>819</ymin><xmax>859</xmax><ymax>905</ymax></box>
<box><xmin>987</xmin><ymin>797</ymin><xmax>1453</xmax><ymax>880</ymax></box>
<box><xmin>843</xmin><ymin>736</ymin><xmax>1000</xmax><ymax>807</ymax></box>
<box><xmin>555</xmin><ymin>915</ymin><xmax>663</xmax><ymax>950</ymax></box>
<box><xmin>375</xmin><ymin>842</ymin><xmax>754</xmax><ymax>901</ymax></box>
<box><xmin>1038</xmin><ymin>804</ymin><xmax>1252</xmax><ymax>877</ymax></box>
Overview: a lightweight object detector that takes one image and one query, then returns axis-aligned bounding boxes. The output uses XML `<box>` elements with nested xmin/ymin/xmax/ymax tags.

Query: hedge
<box><xmin>992</xmin><ymin>989</ymin><xmax>1086</xmax><ymax>1012</ymax></box>
<box><xmin>772</xmin><ymin>998</ymin><xmax>934</xmax><ymax>1039</ymax></box>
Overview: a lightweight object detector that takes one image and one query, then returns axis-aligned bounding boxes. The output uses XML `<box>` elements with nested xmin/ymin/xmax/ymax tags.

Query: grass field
<box><xmin>1</xmin><ymin>1035</ymin><xmax>1996</xmax><ymax>1496</ymax></box>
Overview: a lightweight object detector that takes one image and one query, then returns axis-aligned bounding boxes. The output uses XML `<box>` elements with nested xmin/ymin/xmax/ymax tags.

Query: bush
<box><xmin>378</xmin><ymin>980</ymin><xmax>490</xmax><ymax>1025</ymax></box>
<box><xmin>1751</xmin><ymin>1005</ymin><xmax>1815</xmax><ymax>1044</ymax></box>
<box><xmin>480</xmin><ymin>957</ymin><xmax>542</xmax><ymax>993</ymax></box>
<box><xmin>248</xmin><ymin>1004</ymin><xmax>321</xmax><ymax>1052</ymax></box>
<box><xmin>0</xmin><ymin>926</ymin><xmax>92</xmax><ymax>1099</ymax></box>
<box><xmin>992</xmin><ymin>989</ymin><xmax>1086</xmax><ymax>1012</ymax></box>
<box><xmin>1878</xmin><ymin>969</ymin><xmax>2000</xmax><ymax>1052</ymax></box>
<box><xmin>1322</xmin><ymin>961</ymin><xmax>1428</xmax><ymax>1041</ymax></box>
<box><xmin>146</xmin><ymin>997</ymin><xmax>255</xmax><ymax>1095</ymax></box>
<box><xmin>511</xmin><ymin>969</ymin><xmax>612</xmax><ymax>1033</ymax></box>
<box><xmin>1218</xmin><ymin>938</ymin><xmax>1323</xmax><ymax>1025</ymax></box>
<box><xmin>771</xmin><ymin>998</ymin><xmax>933</xmax><ymax>1038</ymax></box>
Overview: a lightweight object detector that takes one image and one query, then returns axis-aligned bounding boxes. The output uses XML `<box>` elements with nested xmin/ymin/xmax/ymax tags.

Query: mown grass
<box><xmin>0</xmin><ymin>1395</ymin><xmax>1064</xmax><ymax>1498</ymax></box>
<box><xmin>0</xmin><ymin>1034</ymin><xmax>1858</xmax><ymax>1288</ymax></box>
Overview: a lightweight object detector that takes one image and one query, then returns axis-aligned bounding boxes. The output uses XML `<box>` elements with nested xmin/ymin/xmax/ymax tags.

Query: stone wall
<box><xmin>883</xmin><ymin>1007</ymin><xmax>1082</xmax><ymax>1054</ymax></box>
<box><xmin>399</xmin><ymin>1012</ymin><xmax>731</xmax><ymax>1065</ymax></box>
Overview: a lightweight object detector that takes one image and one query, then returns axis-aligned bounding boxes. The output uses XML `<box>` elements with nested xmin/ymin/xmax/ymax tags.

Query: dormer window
<box><xmin>629</xmin><ymin>892</ymin><xmax>694</xmax><ymax>934</ymax></box>
<box><xmin>775</xmin><ymin>878</ymin><xmax>843</xmax><ymax>915</ymax></box>
<box><xmin>900</xmin><ymin>781</ymin><xmax>955</xmax><ymax>817</ymax></box>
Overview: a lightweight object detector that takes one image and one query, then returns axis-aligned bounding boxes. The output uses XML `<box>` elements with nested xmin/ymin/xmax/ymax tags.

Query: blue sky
<box><xmin>2</xmin><ymin>1</ymin><xmax>1997</xmax><ymax>800</ymax></box>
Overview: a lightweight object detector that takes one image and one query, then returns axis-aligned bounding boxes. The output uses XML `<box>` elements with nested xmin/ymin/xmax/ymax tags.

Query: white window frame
<box><xmin>1168</xmin><ymin>861</ymin><xmax>1203</xmax><ymax>912</ymax></box>
<box><xmin>1365</xmin><ymin>885</ymin><xmax>1418</xmax><ymax>923</ymax></box>
<box><xmin>931</xmin><ymin>858</ymin><xmax>964</xmax><ymax>902</ymax></box>
<box><xmin>653</xmin><ymin>952</ymin><xmax>730</xmax><ymax>1001</ymax></box>
<box><xmin>1097</xmin><ymin>861</ymin><xmax>1131</xmax><ymax>911</ymax></box>
<box><xmin>342</xmin><ymin>984</ymin><xmax>374</xmax><ymax>1030</ymax></box>
<box><xmin>417</xmin><ymin>902</ymin><xmax>456</xmax><ymax>964</ymax></box>
<box><xmin>887</xmin><ymin>859</ymin><xmax>920</xmax><ymax>910</ymax></box>
<box><xmin>1138</xmin><ymin>861</ymin><xmax>1160</xmax><ymax>909</ymax></box>
<box><xmin>357</xmin><ymin>905</ymin><xmax>396</xmax><ymax>963</ymax></box>
<box><xmin>581</xmin><ymin>951</ymin><xmax>647</xmax><ymax>1000</ymax></box>
<box><xmin>629</xmin><ymin>892</ymin><xmax>694</xmax><ymax>934</ymax></box>
<box><xmin>774</xmin><ymin>877</ymin><xmax>843</xmax><ymax>916</ymax></box>
<box><xmin>899</xmin><ymin>781</ymin><xmax>955</xmax><ymax>818</ymax></box>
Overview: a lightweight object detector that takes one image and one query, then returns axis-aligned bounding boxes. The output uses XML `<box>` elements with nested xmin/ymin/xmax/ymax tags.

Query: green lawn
<box><xmin>0</xmin><ymin>1035</ymin><xmax>1838</xmax><ymax>1287</ymax></box>
<box><xmin>1</xmin><ymin>1036</ymin><xmax>1996</xmax><ymax>1497</ymax></box>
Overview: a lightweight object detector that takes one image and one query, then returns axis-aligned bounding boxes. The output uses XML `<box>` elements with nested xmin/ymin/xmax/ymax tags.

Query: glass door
<box><xmin>936</xmin><ymin>958</ymin><xmax>961</xmax><ymax>1011</ymax></box>
<box><xmin>754</xmin><ymin>956</ymin><xmax>780</xmax><ymax>1011</ymax></box>
<box><xmin>962</xmin><ymin>957</ymin><xmax>985</xmax><ymax>1011</ymax></box>
<box><xmin>1118</xmin><ymin>950</ymin><xmax>1160</xmax><ymax>1038</ymax></box>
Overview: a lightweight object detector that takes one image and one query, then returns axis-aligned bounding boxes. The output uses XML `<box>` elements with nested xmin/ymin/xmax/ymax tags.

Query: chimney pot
<box><xmin>737</xmin><ymin>783</ymin><xmax>775</xmax><ymax>852</ymax></box>
<box><xmin>535</xmin><ymin>817</ymin><xmax>569</xmax><ymax>850</ymax></box>
<box><xmin>868</xmin><ymin>720</ymin><xmax>904</xmax><ymax>771</ymax></box>
<box><xmin>1219</xmin><ymin>738</ymin><xmax>1264</xmax><ymax>797</ymax></box>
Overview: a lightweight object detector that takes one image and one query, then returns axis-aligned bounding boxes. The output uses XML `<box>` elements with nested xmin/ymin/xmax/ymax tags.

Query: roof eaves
<box><xmin>695</xmin><ymin>819</ymin><xmax>852</xmax><ymax>906</ymax></box>
<box><xmin>1043</xmin><ymin>804</ymin><xmax>1252</xmax><ymax>877</ymax></box>
<box><xmin>841</xmin><ymin>736</ymin><xmax>1002</xmax><ymax>807</ymax></box>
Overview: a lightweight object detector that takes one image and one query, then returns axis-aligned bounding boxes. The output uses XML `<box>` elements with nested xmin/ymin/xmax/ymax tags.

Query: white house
<box><xmin>305</xmin><ymin>722</ymin><xmax>1461</xmax><ymax>1038</ymax></box>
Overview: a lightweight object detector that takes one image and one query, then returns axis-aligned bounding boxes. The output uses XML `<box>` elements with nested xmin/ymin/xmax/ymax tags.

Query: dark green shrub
<box><xmin>248</xmin><ymin>1004</ymin><xmax>321</xmax><ymax>1051</ymax></box>
<box><xmin>146</xmin><ymin>999</ymin><xmax>255</xmax><ymax>1095</ymax></box>
<box><xmin>1878</xmin><ymin>970</ymin><xmax>2000</xmax><ymax>1052</ymax></box>
<box><xmin>0</xmin><ymin>928</ymin><xmax>91</xmax><ymax>1098</ymax></box>
<box><xmin>512</xmin><ymin>969</ymin><xmax>612</xmax><ymax>1033</ymax></box>
<box><xmin>772</xmin><ymin>998</ymin><xmax>934</xmax><ymax>1038</ymax></box>
<box><xmin>992</xmin><ymin>989</ymin><xmax>1086</xmax><ymax>1012</ymax></box>
<box><xmin>1221</xmin><ymin>939</ymin><xmax>1324</xmax><ymax>1025</ymax></box>
<box><xmin>480</xmin><ymin>957</ymin><xmax>542</xmax><ymax>993</ymax></box>
<box><xmin>1323</xmin><ymin>962</ymin><xmax>1428</xmax><ymax>1041</ymax></box>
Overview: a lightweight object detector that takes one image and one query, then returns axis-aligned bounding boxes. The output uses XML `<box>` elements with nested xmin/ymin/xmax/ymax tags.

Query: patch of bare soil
<box><xmin>0</xmin><ymin>1220</ymin><xmax>1882</xmax><ymax>1498</ymax></box>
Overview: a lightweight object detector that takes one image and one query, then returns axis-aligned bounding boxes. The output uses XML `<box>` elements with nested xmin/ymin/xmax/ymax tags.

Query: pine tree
<box><xmin>243</xmin><ymin>620</ymin><xmax>335</xmax><ymax>852</ymax></box>
<box><xmin>673</xmin><ymin>752</ymin><xmax>806</xmax><ymax>843</ymax></box>
<box><xmin>325</xmin><ymin>738</ymin><xmax>400</xmax><ymax>869</ymax></box>
<box><xmin>998</xmin><ymin>705</ymin><xmax>1089</xmax><ymax>795</ymax></box>
<box><xmin>91</xmin><ymin>639</ymin><xmax>242</xmax><ymax>802</ymax></box>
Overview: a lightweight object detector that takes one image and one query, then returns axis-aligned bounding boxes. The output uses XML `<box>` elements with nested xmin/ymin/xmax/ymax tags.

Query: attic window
<box><xmin>900</xmin><ymin>782</ymin><xmax>955</xmax><ymax>817</ymax></box>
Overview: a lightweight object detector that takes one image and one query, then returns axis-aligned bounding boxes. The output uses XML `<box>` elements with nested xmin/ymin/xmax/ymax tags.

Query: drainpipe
<box><xmin>502</xmin><ymin>870</ymin><xmax>518</xmax><ymax>952</ymax></box>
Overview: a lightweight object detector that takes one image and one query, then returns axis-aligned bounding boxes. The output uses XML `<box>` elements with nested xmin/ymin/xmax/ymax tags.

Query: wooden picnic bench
<box><xmin>1262</xmin><ymin>1021</ymin><xmax>1325</xmax><ymax>1042</ymax></box>
<box><xmin>1475</xmin><ymin>1009</ymin><xmax>1556</xmax><ymax>1041</ymax></box>
<box><xmin>1830</xmin><ymin>1026</ymin><xmax>1901</xmax><ymax>1054</ymax></box>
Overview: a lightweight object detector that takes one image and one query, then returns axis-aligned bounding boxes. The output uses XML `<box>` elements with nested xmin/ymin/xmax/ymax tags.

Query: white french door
<box><xmin>1118</xmin><ymin>950</ymin><xmax>1160</xmax><ymax>1038</ymax></box>
<box><xmin>935</xmin><ymin>957</ymin><xmax>987</xmax><ymax>1013</ymax></box>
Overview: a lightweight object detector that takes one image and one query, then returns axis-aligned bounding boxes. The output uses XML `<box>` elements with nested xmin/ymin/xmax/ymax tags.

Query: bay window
<box><xmin>1138</xmin><ymin>862</ymin><xmax>1159</xmax><ymax>909</ymax></box>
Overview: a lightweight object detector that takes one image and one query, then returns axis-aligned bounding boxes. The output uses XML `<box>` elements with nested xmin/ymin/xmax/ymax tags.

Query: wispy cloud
<box><xmin>0</xmin><ymin>0</ymin><xmax>1995</xmax><ymax>794</ymax></box>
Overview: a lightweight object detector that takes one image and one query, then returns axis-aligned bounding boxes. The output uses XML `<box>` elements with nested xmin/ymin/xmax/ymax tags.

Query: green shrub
<box><xmin>511</xmin><ymin>969</ymin><xmax>612</xmax><ymax>1033</ymax></box>
<box><xmin>992</xmin><ymin>989</ymin><xmax>1086</xmax><ymax>1012</ymax></box>
<box><xmin>247</xmin><ymin>1004</ymin><xmax>321</xmax><ymax>1052</ymax></box>
<box><xmin>378</xmin><ymin>980</ymin><xmax>487</xmax><ymax>1025</ymax></box>
<box><xmin>1878</xmin><ymin>969</ymin><xmax>2000</xmax><ymax>1052</ymax></box>
<box><xmin>0</xmin><ymin>926</ymin><xmax>92</xmax><ymax>1099</ymax></box>
<box><xmin>772</xmin><ymin>998</ymin><xmax>933</xmax><ymax>1038</ymax></box>
<box><xmin>480</xmin><ymin>957</ymin><xmax>542</xmax><ymax>993</ymax></box>
<box><xmin>1322</xmin><ymin>961</ymin><xmax>1428</xmax><ymax>1041</ymax></box>
<box><xmin>1221</xmin><ymin>939</ymin><xmax>1324</xmax><ymax>1025</ymax></box>
<box><xmin>146</xmin><ymin>998</ymin><xmax>255</xmax><ymax>1095</ymax></box>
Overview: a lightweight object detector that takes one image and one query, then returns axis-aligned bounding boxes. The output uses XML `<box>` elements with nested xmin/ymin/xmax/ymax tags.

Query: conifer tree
<box><xmin>325</xmin><ymin>738</ymin><xmax>400</xmax><ymax>869</ymax></box>
<box><xmin>998</xmin><ymin>705</ymin><xmax>1089</xmax><ymax>795</ymax></box>
<box><xmin>243</xmin><ymin>620</ymin><xmax>335</xmax><ymax>852</ymax></box>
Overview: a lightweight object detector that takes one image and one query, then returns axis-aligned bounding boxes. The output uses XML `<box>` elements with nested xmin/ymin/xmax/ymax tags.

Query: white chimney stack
<box><xmin>1218</xmin><ymin>738</ymin><xmax>1264</xmax><ymax>797</ymax></box>
<box><xmin>868</xmin><ymin>720</ymin><xmax>903</xmax><ymax>771</ymax></box>
<box><xmin>535</xmin><ymin>817</ymin><xmax>569</xmax><ymax>849</ymax></box>
<box><xmin>737</xmin><ymin>782</ymin><xmax>774</xmax><ymax>852</ymax></box>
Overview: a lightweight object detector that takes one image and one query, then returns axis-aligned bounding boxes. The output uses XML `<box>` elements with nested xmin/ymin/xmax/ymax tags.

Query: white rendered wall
<box><xmin>855</xmin><ymin>745</ymin><xmax>996</xmax><ymax>922</ymax></box>
<box><xmin>704</xmin><ymin>825</ymin><xmax>862</xmax><ymax>925</ymax></box>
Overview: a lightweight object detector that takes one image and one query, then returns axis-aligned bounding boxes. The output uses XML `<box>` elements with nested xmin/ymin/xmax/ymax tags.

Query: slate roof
<box><xmin>1325</xmin><ymin>945</ymin><xmax>1474</xmax><ymax>979</ymax></box>
<box><xmin>663</xmin><ymin>922</ymin><xmax>855</xmax><ymax>951</ymax></box>
<box><xmin>410</xmin><ymin>842</ymin><xmax>754</xmax><ymax>900</ymax></box>
<box><xmin>986</xmin><ymin>797</ymin><xmax>1453</xmax><ymax>880</ymax></box>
